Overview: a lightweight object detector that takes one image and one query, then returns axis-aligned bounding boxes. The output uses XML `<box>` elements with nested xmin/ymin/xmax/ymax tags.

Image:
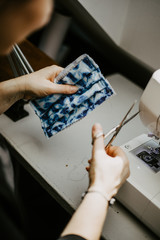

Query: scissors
<box><xmin>92</xmin><ymin>101</ymin><xmax>139</xmax><ymax>149</ymax></box>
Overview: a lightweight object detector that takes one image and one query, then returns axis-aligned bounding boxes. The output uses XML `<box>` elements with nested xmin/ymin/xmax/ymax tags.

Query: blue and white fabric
<box><xmin>30</xmin><ymin>54</ymin><xmax>115</xmax><ymax>138</ymax></box>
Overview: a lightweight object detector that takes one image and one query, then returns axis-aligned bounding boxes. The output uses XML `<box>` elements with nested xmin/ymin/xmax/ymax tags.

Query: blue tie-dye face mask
<box><xmin>30</xmin><ymin>54</ymin><xmax>115</xmax><ymax>138</ymax></box>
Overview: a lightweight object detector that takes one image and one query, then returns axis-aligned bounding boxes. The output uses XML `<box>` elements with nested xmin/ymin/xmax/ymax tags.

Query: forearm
<box><xmin>61</xmin><ymin>192</ymin><xmax>108</xmax><ymax>240</ymax></box>
<box><xmin>0</xmin><ymin>77</ymin><xmax>24</xmax><ymax>114</ymax></box>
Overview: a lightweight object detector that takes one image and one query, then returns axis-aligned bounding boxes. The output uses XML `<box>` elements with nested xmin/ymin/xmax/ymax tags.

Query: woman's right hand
<box><xmin>87</xmin><ymin>123</ymin><xmax>130</xmax><ymax>201</ymax></box>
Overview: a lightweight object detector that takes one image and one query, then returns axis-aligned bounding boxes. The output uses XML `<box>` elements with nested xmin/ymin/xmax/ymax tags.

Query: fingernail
<box><xmin>71</xmin><ymin>86</ymin><xmax>78</xmax><ymax>93</ymax></box>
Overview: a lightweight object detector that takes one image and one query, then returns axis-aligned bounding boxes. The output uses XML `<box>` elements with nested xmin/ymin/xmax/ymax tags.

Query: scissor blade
<box><xmin>122</xmin><ymin>110</ymin><xmax>140</xmax><ymax>127</ymax></box>
<box><xmin>104</xmin><ymin>110</ymin><xmax>140</xmax><ymax>140</ymax></box>
<box><xmin>105</xmin><ymin>101</ymin><xmax>137</xmax><ymax>149</ymax></box>
<box><xmin>118</xmin><ymin>101</ymin><xmax>137</xmax><ymax>129</ymax></box>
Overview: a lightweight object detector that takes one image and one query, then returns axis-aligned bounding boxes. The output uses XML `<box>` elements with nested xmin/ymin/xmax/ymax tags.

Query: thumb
<box><xmin>92</xmin><ymin>123</ymin><xmax>105</xmax><ymax>155</ymax></box>
<box><xmin>50</xmin><ymin>83</ymin><xmax>78</xmax><ymax>94</ymax></box>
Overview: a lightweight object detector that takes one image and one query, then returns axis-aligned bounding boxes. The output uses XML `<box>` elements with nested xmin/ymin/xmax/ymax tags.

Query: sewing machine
<box><xmin>118</xmin><ymin>69</ymin><xmax>160</xmax><ymax>237</ymax></box>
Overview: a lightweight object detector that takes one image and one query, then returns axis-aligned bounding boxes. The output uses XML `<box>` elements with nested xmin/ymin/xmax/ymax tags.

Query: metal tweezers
<box><xmin>7</xmin><ymin>44</ymin><xmax>34</xmax><ymax>77</ymax></box>
<box><xmin>104</xmin><ymin>101</ymin><xmax>139</xmax><ymax>149</ymax></box>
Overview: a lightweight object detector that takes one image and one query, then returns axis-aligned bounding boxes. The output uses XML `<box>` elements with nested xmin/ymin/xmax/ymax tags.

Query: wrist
<box><xmin>88</xmin><ymin>183</ymin><xmax>116</xmax><ymax>201</ymax></box>
<box><xmin>15</xmin><ymin>76</ymin><xmax>26</xmax><ymax>100</ymax></box>
<box><xmin>82</xmin><ymin>188</ymin><xmax>116</xmax><ymax>206</ymax></box>
<box><xmin>81</xmin><ymin>190</ymin><xmax>109</xmax><ymax>212</ymax></box>
<box><xmin>0</xmin><ymin>78</ymin><xmax>24</xmax><ymax>101</ymax></box>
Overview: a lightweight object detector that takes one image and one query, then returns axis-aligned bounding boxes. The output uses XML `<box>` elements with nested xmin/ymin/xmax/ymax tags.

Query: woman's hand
<box><xmin>21</xmin><ymin>65</ymin><xmax>78</xmax><ymax>99</ymax></box>
<box><xmin>61</xmin><ymin>123</ymin><xmax>130</xmax><ymax>240</ymax></box>
<box><xmin>0</xmin><ymin>65</ymin><xmax>78</xmax><ymax>114</ymax></box>
<box><xmin>87</xmin><ymin>123</ymin><xmax>130</xmax><ymax>200</ymax></box>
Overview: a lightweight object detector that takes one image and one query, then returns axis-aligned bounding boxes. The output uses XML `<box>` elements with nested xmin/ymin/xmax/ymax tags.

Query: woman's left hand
<box><xmin>0</xmin><ymin>65</ymin><xmax>78</xmax><ymax>114</ymax></box>
<box><xmin>21</xmin><ymin>65</ymin><xmax>78</xmax><ymax>99</ymax></box>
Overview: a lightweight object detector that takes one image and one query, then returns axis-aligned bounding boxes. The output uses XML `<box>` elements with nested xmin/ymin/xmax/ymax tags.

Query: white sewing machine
<box><xmin>118</xmin><ymin>69</ymin><xmax>160</xmax><ymax>237</ymax></box>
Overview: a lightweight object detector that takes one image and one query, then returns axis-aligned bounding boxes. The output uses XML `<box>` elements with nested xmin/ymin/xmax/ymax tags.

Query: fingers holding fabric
<box><xmin>21</xmin><ymin>65</ymin><xmax>78</xmax><ymax>99</ymax></box>
<box><xmin>50</xmin><ymin>83</ymin><xmax>78</xmax><ymax>95</ymax></box>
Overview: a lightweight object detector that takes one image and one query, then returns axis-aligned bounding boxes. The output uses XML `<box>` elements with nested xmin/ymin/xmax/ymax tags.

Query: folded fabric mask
<box><xmin>30</xmin><ymin>54</ymin><xmax>115</xmax><ymax>138</ymax></box>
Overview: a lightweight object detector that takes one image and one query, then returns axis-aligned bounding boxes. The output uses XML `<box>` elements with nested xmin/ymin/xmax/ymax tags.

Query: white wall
<box><xmin>120</xmin><ymin>0</ymin><xmax>160</xmax><ymax>70</ymax></box>
<box><xmin>79</xmin><ymin>0</ymin><xmax>130</xmax><ymax>45</ymax></box>
<box><xmin>78</xmin><ymin>0</ymin><xmax>160</xmax><ymax>69</ymax></box>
